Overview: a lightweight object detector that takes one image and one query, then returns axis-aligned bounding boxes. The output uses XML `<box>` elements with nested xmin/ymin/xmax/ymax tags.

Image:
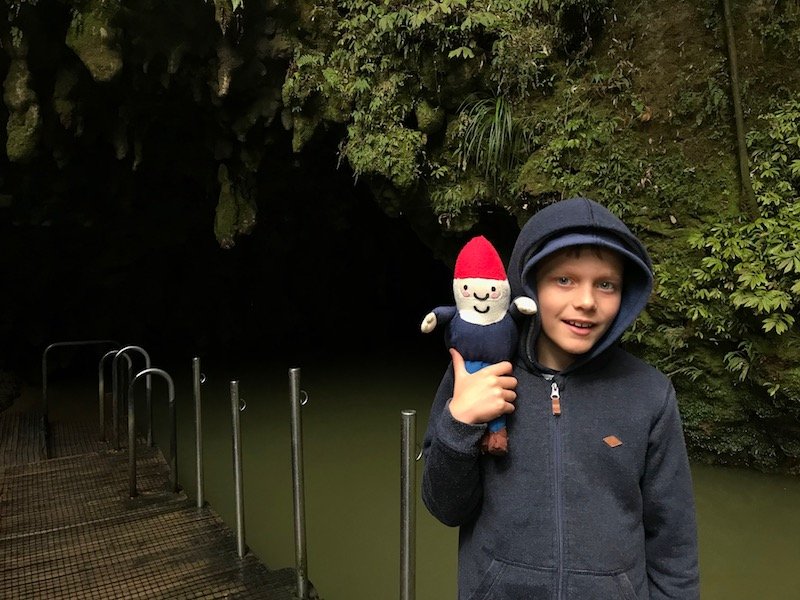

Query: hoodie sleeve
<box><xmin>642</xmin><ymin>384</ymin><xmax>700</xmax><ymax>600</ymax></box>
<box><xmin>421</xmin><ymin>365</ymin><xmax>487</xmax><ymax>527</ymax></box>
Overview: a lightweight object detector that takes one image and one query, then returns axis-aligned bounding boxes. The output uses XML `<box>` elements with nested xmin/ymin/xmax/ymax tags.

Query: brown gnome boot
<box><xmin>479</xmin><ymin>430</ymin><xmax>491</xmax><ymax>454</ymax></box>
<box><xmin>487</xmin><ymin>427</ymin><xmax>508</xmax><ymax>456</ymax></box>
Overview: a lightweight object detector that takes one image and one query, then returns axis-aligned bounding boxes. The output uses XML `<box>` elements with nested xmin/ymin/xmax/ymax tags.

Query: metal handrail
<box><xmin>99</xmin><ymin>350</ymin><xmax>131</xmax><ymax>441</ymax></box>
<box><xmin>127</xmin><ymin>367</ymin><xmax>177</xmax><ymax>498</ymax></box>
<box><xmin>400</xmin><ymin>409</ymin><xmax>418</xmax><ymax>600</ymax></box>
<box><xmin>289</xmin><ymin>368</ymin><xmax>309</xmax><ymax>600</ymax></box>
<box><xmin>193</xmin><ymin>357</ymin><xmax>206</xmax><ymax>508</ymax></box>
<box><xmin>230</xmin><ymin>380</ymin><xmax>246</xmax><ymax>558</ymax></box>
<box><xmin>113</xmin><ymin>346</ymin><xmax>151</xmax><ymax>449</ymax></box>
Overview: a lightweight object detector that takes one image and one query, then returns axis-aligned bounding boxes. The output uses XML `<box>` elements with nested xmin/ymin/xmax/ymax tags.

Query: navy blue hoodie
<box><xmin>422</xmin><ymin>198</ymin><xmax>699</xmax><ymax>600</ymax></box>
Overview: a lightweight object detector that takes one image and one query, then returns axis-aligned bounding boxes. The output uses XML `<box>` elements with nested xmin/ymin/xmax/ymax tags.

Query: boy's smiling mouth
<box><xmin>565</xmin><ymin>320</ymin><xmax>593</xmax><ymax>329</ymax></box>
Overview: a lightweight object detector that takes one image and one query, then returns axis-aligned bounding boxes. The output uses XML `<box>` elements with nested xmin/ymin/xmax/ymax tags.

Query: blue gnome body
<box><xmin>421</xmin><ymin>236</ymin><xmax>536</xmax><ymax>455</ymax></box>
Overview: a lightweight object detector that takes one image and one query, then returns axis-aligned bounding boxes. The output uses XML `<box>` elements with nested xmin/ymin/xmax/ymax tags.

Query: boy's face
<box><xmin>534</xmin><ymin>247</ymin><xmax>624</xmax><ymax>371</ymax></box>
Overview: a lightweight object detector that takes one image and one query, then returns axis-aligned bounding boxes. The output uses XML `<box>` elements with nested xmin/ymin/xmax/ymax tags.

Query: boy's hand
<box><xmin>448</xmin><ymin>348</ymin><xmax>517</xmax><ymax>425</ymax></box>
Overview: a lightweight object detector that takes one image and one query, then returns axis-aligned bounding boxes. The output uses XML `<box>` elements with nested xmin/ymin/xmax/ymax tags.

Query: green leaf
<box><xmin>448</xmin><ymin>46</ymin><xmax>475</xmax><ymax>59</ymax></box>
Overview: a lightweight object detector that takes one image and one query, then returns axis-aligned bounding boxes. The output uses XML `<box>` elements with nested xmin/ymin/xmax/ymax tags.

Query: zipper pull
<box><xmin>551</xmin><ymin>382</ymin><xmax>561</xmax><ymax>416</ymax></box>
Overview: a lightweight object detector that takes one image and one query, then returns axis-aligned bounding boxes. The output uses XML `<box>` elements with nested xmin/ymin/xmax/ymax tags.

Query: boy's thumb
<box><xmin>449</xmin><ymin>348</ymin><xmax>466</xmax><ymax>375</ymax></box>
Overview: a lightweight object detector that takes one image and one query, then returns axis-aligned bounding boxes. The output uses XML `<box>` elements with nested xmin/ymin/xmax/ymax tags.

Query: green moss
<box><xmin>290</xmin><ymin>112</ymin><xmax>322</xmax><ymax>153</ymax></box>
<box><xmin>214</xmin><ymin>164</ymin><xmax>258</xmax><ymax>249</ymax></box>
<box><xmin>3</xmin><ymin>59</ymin><xmax>36</xmax><ymax>111</ymax></box>
<box><xmin>65</xmin><ymin>0</ymin><xmax>123</xmax><ymax>82</ymax></box>
<box><xmin>3</xmin><ymin>57</ymin><xmax>41</xmax><ymax>162</ymax></box>
<box><xmin>343</xmin><ymin>124</ymin><xmax>424</xmax><ymax>190</ymax></box>
<box><xmin>6</xmin><ymin>104</ymin><xmax>41</xmax><ymax>163</ymax></box>
<box><xmin>415</xmin><ymin>100</ymin><xmax>444</xmax><ymax>135</ymax></box>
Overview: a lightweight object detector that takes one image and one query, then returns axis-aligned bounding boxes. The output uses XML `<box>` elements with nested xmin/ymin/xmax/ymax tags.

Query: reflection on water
<box><xmin>44</xmin><ymin>355</ymin><xmax>800</xmax><ymax>599</ymax></box>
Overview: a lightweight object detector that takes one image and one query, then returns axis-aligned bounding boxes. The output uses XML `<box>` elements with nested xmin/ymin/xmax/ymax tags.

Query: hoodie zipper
<box><xmin>546</xmin><ymin>377</ymin><xmax>565</xmax><ymax>600</ymax></box>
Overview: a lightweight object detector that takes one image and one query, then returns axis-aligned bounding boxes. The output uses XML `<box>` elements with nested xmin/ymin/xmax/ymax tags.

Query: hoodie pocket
<box><xmin>566</xmin><ymin>569</ymin><xmax>640</xmax><ymax>600</ymax></box>
<box><xmin>466</xmin><ymin>559</ymin><xmax>555</xmax><ymax>600</ymax></box>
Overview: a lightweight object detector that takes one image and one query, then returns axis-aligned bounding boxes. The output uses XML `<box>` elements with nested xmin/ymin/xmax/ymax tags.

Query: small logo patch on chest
<box><xmin>603</xmin><ymin>435</ymin><xmax>623</xmax><ymax>448</ymax></box>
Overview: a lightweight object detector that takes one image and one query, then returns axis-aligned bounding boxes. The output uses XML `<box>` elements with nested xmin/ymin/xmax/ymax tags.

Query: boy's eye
<box><xmin>598</xmin><ymin>281</ymin><xmax>618</xmax><ymax>291</ymax></box>
<box><xmin>556</xmin><ymin>276</ymin><xmax>571</xmax><ymax>285</ymax></box>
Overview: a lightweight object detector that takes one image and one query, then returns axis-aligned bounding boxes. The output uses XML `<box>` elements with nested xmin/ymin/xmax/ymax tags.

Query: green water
<box><xmin>46</xmin><ymin>356</ymin><xmax>800</xmax><ymax>599</ymax></box>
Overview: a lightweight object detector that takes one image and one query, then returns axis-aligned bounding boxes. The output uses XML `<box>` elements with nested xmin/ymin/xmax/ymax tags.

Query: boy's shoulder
<box><xmin>587</xmin><ymin>346</ymin><xmax>674</xmax><ymax>408</ymax></box>
<box><xmin>607</xmin><ymin>345</ymin><xmax>668</xmax><ymax>381</ymax></box>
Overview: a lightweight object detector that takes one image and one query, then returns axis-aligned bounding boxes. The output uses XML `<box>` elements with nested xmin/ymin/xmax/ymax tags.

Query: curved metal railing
<box><xmin>113</xmin><ymin>346</ymin><xmax>151</xmax><ymax>449</ymax></box>
<box><xmin>127</xmin><ymin>367</ymin><xmax>177</xmax><ymax>498</ymax></box>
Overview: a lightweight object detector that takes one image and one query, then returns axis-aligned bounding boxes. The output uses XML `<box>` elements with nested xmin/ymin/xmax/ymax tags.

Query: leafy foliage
<box><xmin>655</xmin><ymin>99</ymin><xmax>800</xmax><ymax>397</ymax></box>
<box><xmin>282</xmin><ymin>0</ymin><xmax>606</xmax><ymax>211</ymax></box>
<box><xmin>454</xmin><ymin>94</ymin><xmax>533</xmax><ymax>187</ymax></box>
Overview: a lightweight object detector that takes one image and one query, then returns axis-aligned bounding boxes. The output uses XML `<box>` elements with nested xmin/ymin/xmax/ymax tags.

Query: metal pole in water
<box><xmin>193</xmin><ymin>357</ymin><xmax>204</xmax><ymax>508</ymax></box>
<box><xmin>289</xmin><ymin>368</ymin><xmax>309</xmax><ymax>600</ymax></box>
<box><xmin>230</xmin><ymin>380</ymin><xmax>246</xmax><ymax>559</ymax></box>
<box><xmin>400</xmin><ymin>409</ymin><xmax>417</xmax><ymax>600</ymax></box>
<box><xmin>128</xmin><ymin>374</ymin><xmax>137</xmax><ymax>498</ymax></box>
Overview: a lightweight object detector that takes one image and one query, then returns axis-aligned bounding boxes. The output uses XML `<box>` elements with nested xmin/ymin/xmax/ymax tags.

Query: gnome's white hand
<box><xmin>420</xmin><ymin>312</ymin><xmax>438</xmax><ymax>333</ymax></box>
<box><xmin>513</xmin><ymin>296</ymin><xmax>538</xmax><ymax>315</ymax></box>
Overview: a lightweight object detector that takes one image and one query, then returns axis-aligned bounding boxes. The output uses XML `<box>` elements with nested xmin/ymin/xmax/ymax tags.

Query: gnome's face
<box><xmin>454</xmin><ymin>277</ymin><xmax>511</xmax><ymax>325</ymax></box>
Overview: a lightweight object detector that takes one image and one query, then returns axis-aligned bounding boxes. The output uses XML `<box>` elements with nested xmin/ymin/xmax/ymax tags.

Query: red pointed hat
<box><xmin>454</xmin><ymin>236</ymin><xmax>508</xmax><ymax>281</ymax></box>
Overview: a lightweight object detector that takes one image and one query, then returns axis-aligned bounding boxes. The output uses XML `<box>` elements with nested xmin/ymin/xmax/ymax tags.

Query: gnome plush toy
<box><xmin>421</xmin><ymin>236</ymin><xmax>537</xmax><ymax>455</ymax></box>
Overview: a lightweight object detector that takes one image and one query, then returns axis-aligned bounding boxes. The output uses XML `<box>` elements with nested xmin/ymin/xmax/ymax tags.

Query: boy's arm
<box><xmin>421</xmin><ymin>366</ymin><xmax>486</xmax><ymax>527</ymax></box>
<box><xmin>641</xmin><ymin>385</ymin><xmax>700</xmax><ymax>600</ymax></box>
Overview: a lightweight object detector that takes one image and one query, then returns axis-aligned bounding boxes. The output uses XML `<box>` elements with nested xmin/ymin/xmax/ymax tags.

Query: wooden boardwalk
<box><xmin>0</xmin><ymin>409</ymin><xmax>308</xmax><ymax>599</ymax></box>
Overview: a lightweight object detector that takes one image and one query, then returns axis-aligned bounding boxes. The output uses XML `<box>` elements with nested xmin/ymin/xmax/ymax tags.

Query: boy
<box><xmin>422</xmin><ymin>198</ymin><xmax>699</xmax><ymax>599</ymax></box>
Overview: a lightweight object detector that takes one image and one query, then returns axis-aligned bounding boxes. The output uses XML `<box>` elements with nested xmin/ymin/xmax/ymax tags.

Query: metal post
<box><xmin>400</xmin><ymin>409</ymin><xmax>417</xmax><ymax>600</ymax></box>
<box><xmin>128</xmin><ymin>373</ymin><xmax>137</xmax><ymax>497</ymax></box>
<box><xmin>231</xmin><ymin>380</ymin><xmax>246</xmax><ymax>559</ymax></box>
<box><xmin>289</xmin><ymin>368</ymin><xmax>309</xmax><ymax>600</ymax></box>
<box><xmin>193</xmin><ymin>357</ymin><xmax>205</xmax><ymax>508</ymax></box>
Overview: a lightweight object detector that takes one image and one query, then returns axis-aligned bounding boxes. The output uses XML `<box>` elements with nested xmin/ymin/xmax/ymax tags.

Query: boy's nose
<box><xmin>573</xmin><ymin>285</ymin><xmax>596</xmax><ymax>310</ymax></box>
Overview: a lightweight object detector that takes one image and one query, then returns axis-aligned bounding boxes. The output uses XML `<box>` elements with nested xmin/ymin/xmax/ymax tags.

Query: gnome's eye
<box><xmin>463</xmin><ymin>285</ymin><xmax>468</xmax><ymax>290</ymax></box>
<box><xmin>491</xmin><ymin>286</ymin><xmax>496</xmax><ymax>292</ymax></box>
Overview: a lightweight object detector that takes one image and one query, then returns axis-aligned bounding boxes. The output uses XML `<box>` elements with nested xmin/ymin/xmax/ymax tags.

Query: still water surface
<box><xmin>49</xmin><ymin>354</ymin><xmax>800</xmax><ymax>599</ymax></box>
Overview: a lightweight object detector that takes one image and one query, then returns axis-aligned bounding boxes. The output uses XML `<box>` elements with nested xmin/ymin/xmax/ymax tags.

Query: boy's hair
<box><xmin>554</xmin><ymin>243</ymin><xmax>624</xmax><ymax>262</ymax></box>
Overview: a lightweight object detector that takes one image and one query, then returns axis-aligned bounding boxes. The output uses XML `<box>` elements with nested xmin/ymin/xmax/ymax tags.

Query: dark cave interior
<box><xmin>0</xmin><ymin>128</ymin><xmax>521</xmax><ymax>381</ymax></box>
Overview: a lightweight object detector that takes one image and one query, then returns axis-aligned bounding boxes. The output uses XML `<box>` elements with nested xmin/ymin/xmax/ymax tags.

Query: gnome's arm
<box><xmin>510</xmin><ymin>296</ymin><xmax>537</xmax><ymax>321</ymax></box>
<box><xmin>421</xmin><ymin>306</ymin><xmax>458</xmax><ymax>333</ymax></box>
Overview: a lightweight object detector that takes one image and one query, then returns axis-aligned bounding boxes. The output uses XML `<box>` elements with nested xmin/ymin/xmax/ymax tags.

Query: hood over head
<box><xmin>508</xmin><ymin>198</ymin><xmax>654</xmax><ymax>373</ymax></box>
